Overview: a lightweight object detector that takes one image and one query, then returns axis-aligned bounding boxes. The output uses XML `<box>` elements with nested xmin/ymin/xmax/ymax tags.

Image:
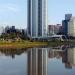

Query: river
<box><xmin>0</xmin><ymin>45</ymin><xmax>75</xmax><ymax>75</ymax></box>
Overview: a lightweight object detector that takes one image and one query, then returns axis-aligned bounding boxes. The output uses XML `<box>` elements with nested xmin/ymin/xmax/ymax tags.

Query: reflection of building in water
<box><xmin>28</xmin><ymin>48</ymin><xmax>48</xmax><ymax>75</ymax></box>
<box><xmin>48</xmin><ymin>49</ymin><xmax>70</xmax><ymax>68</ymax></box>
<box><xmin>68</xmin><ymin>48</ymin><xmax>75</xmax><ymax>66</ymax></box>
<box><xmin>48</xmin><ymin>50</ymin><xmax>61</xmax><ymax>58</ymax></box>
<box><xmin>48</xmin><ymin>47</ymin><xmax>75</xmax><ymax>69</ymax></box>
<box><xmin>62</xmin><ymin>48</ymin><xmax>75</xmax><ymax>69</ymax></box>
<box><xmin>62</xmin><ymin>50</ymin><xmax>72</xmax><ymax>69</ymax></box>
<box><xmin>48</xmin><ymin>47</ymin><xmax>65</xmax><ymax>59</ymax></box>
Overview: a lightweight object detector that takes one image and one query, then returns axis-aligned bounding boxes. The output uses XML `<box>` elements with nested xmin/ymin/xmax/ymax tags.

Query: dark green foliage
<box><xmin>0</xmin><ymin>26</ymin><xmax>28</xmax><ymax>40</ymax></box>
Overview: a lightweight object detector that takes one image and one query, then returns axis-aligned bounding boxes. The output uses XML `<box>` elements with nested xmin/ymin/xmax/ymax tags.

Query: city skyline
<box><xmin>0</xmin><ymin>0</ymin><xmax>75</xmax><ymax>28</ymax></box>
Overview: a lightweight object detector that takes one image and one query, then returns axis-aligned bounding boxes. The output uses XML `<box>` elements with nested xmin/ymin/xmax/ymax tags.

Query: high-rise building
<box><xmin>68</xmin><ymin>17</ymin><xmax>75</xmax><ymax>37</ymax></box>
<box><xmin>62</xmin><ymin>14</ymin><xmax>72</xmax><ymax>35</ymax></box>
<box><xmin>28</xmin><ymin>48</ymin><xmax>48</xmax><ymax>75</ymax></box>
<box><xmin>65</xmin><ymin>14</ymin><xmax>72</xmax><ymax>20</ymax></box>
<box><xmin>62</xmin><ymin>20</ymin><xmax>69</xmax><ymax>35</ymax></box>
<box><xmin>27</xmin><ymin>0</ymin><xmax>48</xmax><ymax>37</ymax></box>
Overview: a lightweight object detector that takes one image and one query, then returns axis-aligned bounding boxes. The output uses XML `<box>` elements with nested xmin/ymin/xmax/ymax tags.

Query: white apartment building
<box><xmin>68</xmin><ymin>17</ymin><xmax>75</xmax><ymax>37</ymax></box>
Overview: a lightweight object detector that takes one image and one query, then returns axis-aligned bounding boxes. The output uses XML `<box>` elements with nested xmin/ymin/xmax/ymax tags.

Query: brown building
<box><xmin>48</xmin><ymin>24</ymin><xmax>62</xmax><ymax>35</ymax></box>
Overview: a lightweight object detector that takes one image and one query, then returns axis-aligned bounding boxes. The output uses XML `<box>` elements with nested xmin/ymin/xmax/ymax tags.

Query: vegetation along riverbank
<box><xmin>0</xmin><ymin>40</ymin><xmax>75</xmax><ymax>49</ymax></box>
<box><xmin>0</xmin><ymin>40</ymin><xmax>48</xmax><ymax>49</ymax></box>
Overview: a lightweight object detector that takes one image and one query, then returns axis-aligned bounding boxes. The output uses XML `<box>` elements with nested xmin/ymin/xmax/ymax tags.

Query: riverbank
<box><xmin>0</xmin><ymin>40</ymin><xmax>75</xmax><ymax>49</ymax></box>
<box><xmin>0</xmin><ymin>41</ymin><xmax>48</xmax><ymax>49</ymax></box>
<box><xmin>48</xmin><ymin>40</ymin><xmax>75</xmax><ymax>47</ymax></box>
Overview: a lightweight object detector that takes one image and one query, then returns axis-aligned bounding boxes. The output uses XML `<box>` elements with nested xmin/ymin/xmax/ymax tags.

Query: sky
<box><xmin>0</xmin><ymin>0</ymin><xmax>75</xmax><ymax>29</ymax></box>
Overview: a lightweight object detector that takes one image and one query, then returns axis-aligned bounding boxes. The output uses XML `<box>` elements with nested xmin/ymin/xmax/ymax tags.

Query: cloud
<box><xmin>0</xmin><ymin>3</ymin><xmax>20</xmax><ymax>13</ymax></box>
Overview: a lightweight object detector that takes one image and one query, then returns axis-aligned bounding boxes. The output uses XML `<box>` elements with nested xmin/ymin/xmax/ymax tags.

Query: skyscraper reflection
<box><xmin>67</xmin><ymin>48</ymin><xmax>75</xmax><ymax>67</ymax></box>
<box><xmin>27</xmin><ymin>48</ymin><xmax>48</xmax><ymax>75</ymax></box>
<box><xmin>62</xmin><ymin>47</ymin><xmax>75</xmax><ymax>69</ymax></box>
<box><xmin>48</xmin><ymin>46</ymin><xmax>75</xmax><ymax>69</ymax></box>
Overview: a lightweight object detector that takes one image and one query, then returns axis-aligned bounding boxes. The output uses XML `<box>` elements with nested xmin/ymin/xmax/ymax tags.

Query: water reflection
<box><xmin>48</xmin><ymin>46</ymin><xmax>75</xmax><ymax>69</ymax></box>
<box><xmin>0</xmin><ymin>49</ymin><xmax>26</xmax><ymax>58</ymax></box>
<box><xmin>0</xmin><ymin>45</ymin><xmax>75</xmax><ymax>75</ymax></box>
<box><xmin>27</xmin><ymin>48</ymin><xmax>48</xmax><ymax>75</ymax></box>
<box><xmin>67</xmin><ymin>48</ymin><xmax>75</xmax><ymax>68</ymax></box>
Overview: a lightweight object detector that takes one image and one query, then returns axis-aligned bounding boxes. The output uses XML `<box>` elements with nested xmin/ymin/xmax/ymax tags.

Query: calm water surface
<box><xmin>0</xmin><ymin>45</ymin><xmax>75</xmax><ymax>75</ymax></box>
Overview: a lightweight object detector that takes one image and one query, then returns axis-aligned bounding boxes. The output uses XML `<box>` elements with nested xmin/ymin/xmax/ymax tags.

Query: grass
<box><xmin>48</xmin><ymin>40</ymin><xmax>75</xmax><ymax>47</ymax></box>
<box><xmin>0</xmin><ymin>40</ymin><xmax>48</xmax><ymax>49</ymax></box>
<box><xmin>0</xmin><ymin>40</ymin><xmax>75</xmax><ymax>49</ymax></box>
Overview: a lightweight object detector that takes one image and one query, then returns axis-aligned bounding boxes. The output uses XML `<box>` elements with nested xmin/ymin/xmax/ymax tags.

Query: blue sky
<box><xmin>0</xmin><ymin>0</ymin><xmax>27</xmax><ymax>29</ymax></box>
<box><xmin>49</xmin><ymin>0</ymin><xmax>75</xmax><ymax>25</ymax></box>
<box><xmin>0</xmin><ymin>0</ymin><xmax>75</xmax><ymax>28</ymax></box>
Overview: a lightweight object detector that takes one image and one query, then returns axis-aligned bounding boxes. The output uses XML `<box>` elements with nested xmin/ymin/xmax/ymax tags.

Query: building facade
<box><xmin>62</xmin><ymin>14</ymin><xmax>72</xmax><ymax>35</ymax></box>
<box><xmin>48</xmin><ymin>24</ymin><xmax>62</xmax><ymax>35</ymax></box>
<box><xmin>27</xmin><ymin>0</ymin><xmax>48</xmax><ymax>38</ymax></box>
<box><xmin>65</xmin><ymin>14</ymin><xmax>72</xmax><ymax>20</ymax></box>
<box><xmin>62</xmin><ymin>20</ymin><xmax>69</xmax><ymax>35</ymax></box>
<box><xmin>68</xmin><ymin>17</ymin><xmax>75</xmax><ymax>37</ymax></box>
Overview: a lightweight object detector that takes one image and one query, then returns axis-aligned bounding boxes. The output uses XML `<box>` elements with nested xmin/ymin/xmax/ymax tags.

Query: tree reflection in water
<box><xmin>0</xmin><ymin>48</ymin><xmax>27</xmax><ymax>58</ymax></box>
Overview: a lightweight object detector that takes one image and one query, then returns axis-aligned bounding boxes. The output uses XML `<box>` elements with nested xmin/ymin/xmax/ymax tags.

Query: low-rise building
<box><xmin>48</xmin><ymin>24</ymin><xmax>62</xmax><ymax>35</ymax></box>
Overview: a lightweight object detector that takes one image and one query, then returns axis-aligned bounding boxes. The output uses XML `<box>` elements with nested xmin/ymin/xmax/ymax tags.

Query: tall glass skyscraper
<box><xmin>27</xmin><ymin>0</ymin><xmax>48</xmax><ymax>37</ymax></box>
